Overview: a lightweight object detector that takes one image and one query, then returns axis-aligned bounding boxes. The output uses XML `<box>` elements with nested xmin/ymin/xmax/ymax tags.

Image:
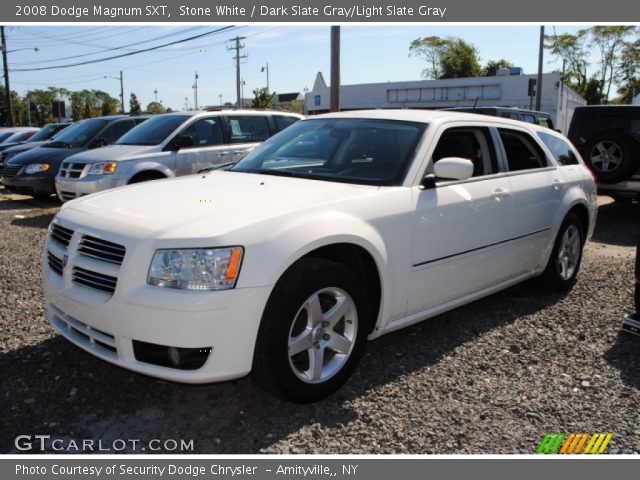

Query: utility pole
<box><xmin>261</xmin><ymin>62</ymin><xmax>269</xmax><ymax>92</ymax></box>
<box><xmin>535</xmin><ymin>26</ymin><xmax>544</xmax><ymax>112</ymax></box>
<box><xmin>193</xmin><ymin>71</ymin><xmax>199</xmax><ymax>110</ymax></box>
<box><xmin>227</xmin><ymin>36</ymin><xmax>247</xmax><ymax>108</ymax></box>
<box><xmin>26</xmin><ymin>88</ymin><xmax>31</xmax><ymax>126</ymax></box>
<box><xmin>1</xmin><ymin>26</ymin><xmax>14</xmax><ymax>126</ymax></box>
<box><xmin>119</xmin><ymin>70</ymin><xmax>125</xmax><ymax>114</ymax></box>
<box><xmin>154</xmin><ymin>88</ymin><xmax>158</xmax><ymax>103</ymax></box>
<box><xmin>330</xmin><ymin>26</ymin><xmax>340</xmax><ymax>112</ymax></box>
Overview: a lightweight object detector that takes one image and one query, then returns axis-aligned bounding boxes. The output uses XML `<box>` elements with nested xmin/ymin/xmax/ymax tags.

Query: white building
<box><xmin>305</xmin><ymin>71</ymin><xmax>585</xmax><ymax>134</ymax></box>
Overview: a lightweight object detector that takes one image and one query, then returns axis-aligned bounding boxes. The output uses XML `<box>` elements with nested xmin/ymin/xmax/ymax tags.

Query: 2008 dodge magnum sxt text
<box><xmin>42</xmin><ymin>110</ymin><xmax>597</xmax><ymax>402</ymax></box>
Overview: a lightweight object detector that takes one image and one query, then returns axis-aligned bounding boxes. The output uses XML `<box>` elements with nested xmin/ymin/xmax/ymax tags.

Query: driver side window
<box><xmin>179</xmin><ymin>118</ymin><xmax>224</xmax><ymax>148</ymax></box>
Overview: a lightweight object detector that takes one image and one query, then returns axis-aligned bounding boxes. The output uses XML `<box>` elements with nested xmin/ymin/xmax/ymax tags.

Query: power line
<box><xmin>11</xmin><ymin>26</ymin><xmax>236</xmax><ymax>72</ymax></box>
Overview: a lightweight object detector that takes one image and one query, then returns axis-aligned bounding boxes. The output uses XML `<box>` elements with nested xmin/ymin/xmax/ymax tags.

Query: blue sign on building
<box><xmin>314</xmin><ymin>95</ymin><xmax>321</xmax><ymax>106</ymax></box>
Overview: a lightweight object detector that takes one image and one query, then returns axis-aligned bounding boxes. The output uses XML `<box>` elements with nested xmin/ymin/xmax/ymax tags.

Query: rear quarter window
<box><xmin>499</xmin><ymin>128</ymin><xmax>549</xmax><ymax>171</ymax></box>
<box><xmin>537</xmin><ymin>132</ymin><xmax>579</xmax><ymax>165</ymax></box>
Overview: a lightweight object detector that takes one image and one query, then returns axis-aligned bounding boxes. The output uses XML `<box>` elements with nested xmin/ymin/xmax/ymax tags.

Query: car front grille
<box><xmin>47</xmin><ymin>221</ymin><xmax>126</xmax><ymax>297</ymax></box>
<box><xmin>47</xmin><ymin>251</ymin><xmax>63</xmax><ymax>276</ymax></box>
<box><xmin>58</xmin><ymin>162</ymin><xmax>87</xmax><ymax>179</ymax></box>
<box><xmin>78</xmin><ymin>235</ymin><xmax>126</xmax><ymax>265</ymax></box>
<box><xmin>1</xmin><ymin>164</ymin><xmax>23</xmax><ymax>178</ymax></box>
<box><xmin>72</xmin><ymin>266</ymin><xmax>118</xmax><ymax>294</ymax></box>
<box><xmin>50</xmin><ymin>224</ymin><xmax>74</xmax><ymax>248</ymax></box>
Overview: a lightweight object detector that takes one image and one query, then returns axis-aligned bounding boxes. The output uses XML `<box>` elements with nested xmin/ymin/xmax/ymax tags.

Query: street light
<box><xmin>260</xmin><ymin>62</ymin><xmax>269</xmax><ymax>92</ymax></box>
<box><xmin>218</xmin><ymin>93</ymin><xmax>222</xmax><ymax>107</ymax></box>
<box><xmin>192</xmin><ymin>71</ymin><xmax>199</xmax><ymax>110</ymax></box>
<box><xmin>154</xmin><ymin>89</ymin><xmax>158</xmax><ymax>103</ymax></box>
<box><xmin>104</xmin><ymin>71</ymin><xmax>125</xmax><ymax>113</ymax></box>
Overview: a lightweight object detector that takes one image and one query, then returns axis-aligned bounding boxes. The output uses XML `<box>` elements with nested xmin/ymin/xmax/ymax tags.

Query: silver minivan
<box><xmin>55</xmin><ymin>110</ymin><xmax>303</xmax><ymax>202</ymax></box>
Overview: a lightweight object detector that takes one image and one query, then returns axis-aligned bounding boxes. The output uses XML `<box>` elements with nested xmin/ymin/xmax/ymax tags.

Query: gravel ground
<box><xmin>0</xmin><ymin>191</ymin><xmax>638</xmax><ymax>454</ymax></box>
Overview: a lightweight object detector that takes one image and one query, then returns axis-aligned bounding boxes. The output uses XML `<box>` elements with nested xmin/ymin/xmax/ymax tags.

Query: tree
<box><xmin>615</xmin><ymin>39</ymin><xmax>640</xmax><ymax>103</ymax></box>
<box><xmin>129</xmin><ymin>93</ymin><xmax>141</xmax><ymax>114</ymax></box>
<box><xmin>482</xmin><ymin>59</ymin><xmax>513</xmax><ymax>77</ymax></box>
<box><xmin>409</xmin><ymin>35</ymin><xmax>448</xmax><ymax>79</ymax></box>
<box><xmin>146</xmin><ymin>101</ymin><xmax>165</xmax><ymax>114</ymax></box>
<box><xmin>439</xmin><ymin>39</ymin><xmax>482</xmax><ymax>79</ymax></box>
<box><xmin>590</xmin><ymin>26</ymin><xmax>636</xmax><ymax>101</ymax></box>
<box><xmin>544</xmin><ymin>31</ymin><xmax>590</xmax><ymax>91</ymax></box>
<box><xmin>409</xmin><ymin>36</ymin><xmax>481</xmax><ymax>79</ymax></box>
<box><xmin>251</xmin><ymin>88</ymin><xmax>275</xmax><ymax>109</ymax></box>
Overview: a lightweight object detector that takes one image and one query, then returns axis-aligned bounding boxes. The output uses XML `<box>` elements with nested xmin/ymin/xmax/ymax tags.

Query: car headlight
<box><xmin>24</xmin><ymin>163</ymin><xmax>50</xmax><ymax>174</ymax></box>
<box><xmin>147</xmin><ymin>247</ymin><xmax>243</xmax><ymax>291</ymax></box>
<box><xmin>88</xmin><ymin>162</ymin><xmax>118</xmax><ymax>175</ymax></box>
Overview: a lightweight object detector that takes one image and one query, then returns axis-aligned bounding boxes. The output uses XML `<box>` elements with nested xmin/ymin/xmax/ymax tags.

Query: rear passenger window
<box><xmin>274</xmin><ymin>115</ymin><xmax>300</xmax><ymax>131</ymax></box>
<box><xmin>180</xmin><ymin>118</ymin><xmax>224</xmax><ymax>147</ymax></box>
<box><xmin>537</xmin><ymin>131</ymin><xmax>579</xmax><ymax>165</ymax></box>
<box><xmin>499</xmin><ymin>129</ymin><xmax>549</xmax><ymax>171</ymax></box>
<box><xmin>432</xmin><ymin>127</ymin><xmax>498</xmax><ymax>177</ymax></box>
<box><xmin>227</xmin><ymin>116</ymin><xmax>270</xmax><ymax>143</ymax></box>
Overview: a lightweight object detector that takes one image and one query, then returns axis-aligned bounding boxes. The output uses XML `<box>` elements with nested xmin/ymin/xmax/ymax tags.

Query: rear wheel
<box><xmin>541</xmin><ymin>212</ymin><xmax>584</xmax><ymax>291</ymax></box>
<box><xmin>253</xmin><ymin>258</ymin><xmax>370</xmax><ymax>403</ymax></box>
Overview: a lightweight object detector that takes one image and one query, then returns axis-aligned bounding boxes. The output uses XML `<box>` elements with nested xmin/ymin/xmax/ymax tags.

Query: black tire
<box><xmin>128</xmin><ymin>172</ymin><xmax>166</xmax><ymax>184</ymax></box>
<box><xmin>252</xmin><ymin>258</ymin><xmax>371</xmax><ymax>403</ymax></box>
<box><xmin>541</xmin><ymin>212</ymin><xmax>585</xmax><ymax>291</ymax></box>
<box><xmin>584</xmin><ymin>132</ymin><xmax>638</xmax><ymax>184</ymax></box>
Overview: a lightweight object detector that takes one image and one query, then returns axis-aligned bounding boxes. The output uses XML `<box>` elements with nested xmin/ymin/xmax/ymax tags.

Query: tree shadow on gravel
<box><xmin>591</xmin><ymin>201</ymin><xmax>640</xmax><ymax>247</ymax></box>
<box><xmin>0</xmin><ymin>280</ymin><xmax>569</xmax><ymax>454</ymax></box>
<box><xmin>604</xmin><ymin>331</ymin><xmax>640</xmax><ymax>390</ymax></box>
<box><xmin>11</xmin><ymin>213</ymin><xmax>55</xmax><ymax>229</ymax></box>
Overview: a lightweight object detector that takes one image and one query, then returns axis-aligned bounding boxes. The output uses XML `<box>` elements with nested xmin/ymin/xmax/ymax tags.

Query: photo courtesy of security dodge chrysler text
<box><xmin>42</xmin><ymin>110</ymin><xmax>597</xmax><ymax>402</ymax></box>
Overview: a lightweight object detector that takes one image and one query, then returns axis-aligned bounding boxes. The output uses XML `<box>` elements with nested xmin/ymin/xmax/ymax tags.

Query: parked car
<box><xmin>54</xmin><ymin>110</ymin><xmax>303</xmax><ymax>202</ymax></box>
<box><xmin>42</xmin><ymin>110</ymin><xmax>596</xmax><ymax>402</ymax></box>
<box><xmin>567</xmin><ymin>105</ymin><xmax>640</xmax><ymax>201</ymax></box>
<box><xmin>444</xmin><ymin>106</ymin><xmax>555</xmax><ymax>130</ymax></box>
<box><xmin>1</xmin><ymin>115</ymin><xmax>148</xmax><ymax>199</ymax></box>
<box><xmin>0</xmin><ymin>122</ymin><xmax>72</xmax><ymax>168</ymax></box>
<box><xmin>0</xmin><ymin>127</ymin><xmax>39</xmax><ymax>146</ymax></box>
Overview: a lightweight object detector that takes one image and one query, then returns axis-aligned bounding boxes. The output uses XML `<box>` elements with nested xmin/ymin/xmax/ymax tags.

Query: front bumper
<box><xmin>42</xmin><ymin>223</ymin><xmax>273</xmax><ymax>384</ymax></box>
<box><xmin>2</xmin><ymin>173</ymin><xmax>55</xmax><ymax>195</ymax></box>
<box><xmin>56</xmin><ymin>175</ymin><xmax>120</xmax><ymax>202</ymax></box>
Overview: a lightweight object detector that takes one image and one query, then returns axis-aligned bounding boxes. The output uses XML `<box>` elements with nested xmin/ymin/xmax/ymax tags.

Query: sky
<box><xmin>5</xmin><ymin>25</ymin><xmax>603</xmax><ymax>111</ymax></box>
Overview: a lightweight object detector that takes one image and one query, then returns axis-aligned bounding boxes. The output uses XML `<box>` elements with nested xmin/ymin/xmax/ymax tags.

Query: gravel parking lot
<box><xmin>1</xmin><ymin>190</ymin><xmax>638</xmax><ymax>454</ymax></box>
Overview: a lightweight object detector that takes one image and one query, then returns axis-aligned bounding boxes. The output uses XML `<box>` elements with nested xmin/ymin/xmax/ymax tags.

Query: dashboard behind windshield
<box><xmin>231</xmin><ymin>118</ymin><xmax>426</xmax><ymax>186</ymax></box>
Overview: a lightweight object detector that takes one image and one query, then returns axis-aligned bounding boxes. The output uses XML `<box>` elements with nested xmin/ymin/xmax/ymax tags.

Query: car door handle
<box><xmin>551</xmin><ymin>179</ymin><xmax>564</xmax><ymax>190</ymax></box>
<box><xmin>491</xmin><ymin>188</ymin><xmax>510</xmax><ymax>199</ymax></box>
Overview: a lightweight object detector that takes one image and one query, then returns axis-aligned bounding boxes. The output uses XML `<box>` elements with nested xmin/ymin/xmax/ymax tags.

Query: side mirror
<box><xmin>169</xmin><ymin>135</ymin><xmax>194</xmax><ymax>151</ymax></box>
<box><xmin>433</xmin><ymin>157</ymin><xmax>474</xmax><ymax>182</ymax></box>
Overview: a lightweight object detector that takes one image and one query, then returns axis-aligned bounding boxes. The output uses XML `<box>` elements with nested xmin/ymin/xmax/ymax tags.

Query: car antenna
<box><xmin>472</xmin><ymin>96</ymin><xmax>480</xmax><ymax>110</ymax></box>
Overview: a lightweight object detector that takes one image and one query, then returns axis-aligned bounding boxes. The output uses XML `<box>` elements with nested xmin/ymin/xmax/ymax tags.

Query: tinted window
<box><xmin>501</xmin><ymin>112</ymin><xmax>519</xmax><ymax>120</ymax></box>
<box><xmin>117</xmin><ymin>115</ymin><xmax>189</xmax><ymax>146</ymax></box>
<box><xmin>102</xmin><ymin>120</ymin><xmax>136</xmax><ymax>144</ymax></box>
<box><xmin>232</xmin><ymin>118</ymin><xmax>425</xmax><ymax>186</ymax></box>
<box><xmin>49</xmin><ymin>118</ymin><xmax>109</xmax><ymax>147</ymax></box>
<box><xmin>274</xmin><ymin>115</ymin><xmax>300</xmax><ymax>131</ymax></box>
<box><xmin>2</xmin><ymin>131</ymin><xmax>35</xmax><ymax>143</ymax></box>
<box><xmin>227</xmin><ymin>115</ymin><xmax>270</xmax><ymax>143</ymax></box>
<box><xmin>521</xmin><ymin>114</ymin><xmax>536</xmax><ymax>124</ymax></box>
<box><xmin>28</xmin><ymin>123</ymin><xmax>69</xmax><ymax>142</ymax></box>
<box><xmin>0</xmin><ymin>132</ymin><xmax>14</xmax><ymax>142</ymax></box>
<box><xmin>499</xmin><ymin>129</ymin><xmax>548</xmax><ymax>171</ymax></box>
<box><xmin>179</xmin><ymin>118</ymin><xmax>224</xmax><ymax>147</ymax></box>
<box><xmin>538</xmin><ymin>132</ymin><xmax>579</xmax><ymax>165</ymax></box>
<box><xmin>537</xmin><ymin>117</ymin><xmax>553</xmax><ymax>129</ymax></box>
<box><xmin>432</xmin><ymin>127</ymin><xmax>498</xmax><ymax>177</ymax></box>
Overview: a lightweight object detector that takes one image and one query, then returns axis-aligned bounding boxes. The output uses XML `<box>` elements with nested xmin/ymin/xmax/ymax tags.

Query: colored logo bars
<box><xmin>536</xmin><ymin>433</ymin><xmax>613</xmax><ymax>454</ymax></box>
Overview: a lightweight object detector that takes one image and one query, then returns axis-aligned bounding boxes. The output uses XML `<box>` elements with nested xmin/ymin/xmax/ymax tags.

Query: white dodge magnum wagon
<box><xmin>42</xmin><ymin>110</ymin><xmax>597</xmax><ymax>402</ymax></box>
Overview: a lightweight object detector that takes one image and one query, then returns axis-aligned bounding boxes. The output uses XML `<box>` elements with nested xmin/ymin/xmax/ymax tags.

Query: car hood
<box><xmin>8</xmin><ymin>145</ymin><xmax>85</xmax><ymax>166</ymax></box>
<box><xmin>3</xmin><ymin>141</ymin><xmax>46</xmax><ymax>155</ymax></box>
<box><xmin>61</xmin><ymin>171</ymin><xmax>381</xmax><ymax>240</ymax></box>
<box><xmin>62</xmin><ymin>144</ymin><xmax>157</xmax><ymax>164</ymax></box>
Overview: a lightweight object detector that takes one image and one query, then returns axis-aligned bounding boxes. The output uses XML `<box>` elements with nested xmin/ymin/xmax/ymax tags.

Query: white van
<box><xmin>55</xmin><ymin>110</ymin><xmax>303</xmax><ymax>202</ymax></box>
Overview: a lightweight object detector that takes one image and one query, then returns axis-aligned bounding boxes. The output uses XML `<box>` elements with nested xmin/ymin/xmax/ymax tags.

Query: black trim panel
<box><xmin>413</xmin><ymin>227</ymin><xmax>551</xmax><ymax>268</ymax></box>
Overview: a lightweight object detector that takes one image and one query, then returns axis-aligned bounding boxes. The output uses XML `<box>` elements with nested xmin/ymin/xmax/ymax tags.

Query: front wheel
<box><xmin>541</xmin><ymin>212</ymin><xmax>584</xmax><ymax>291</ymax></box>
<box><xmin>252</xmin><ymin>258</ymin><xmax>370</xmax><ymax>402</ymax></box>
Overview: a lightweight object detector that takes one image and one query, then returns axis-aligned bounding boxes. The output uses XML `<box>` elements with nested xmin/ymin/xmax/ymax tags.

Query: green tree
<box><xmin>590</xmin><ymin>26</ymin><xmax>636</xmax><ymax>101</ymax></box>
<box><xmin>410</xmin><ymin>36</ymin><xmax>481</xmax><ymax>79</ymax></box>
<box><xmin>409</xmin><ymin>35</ymin><xmax>448</xmax><ymax>79</ymax></box>
<box><xmin>129</xmin><ymin>93</ymin><xmax>141</xmax><ymax>114</ymax></box>
<box><xmin>439</xmin><ymin>39</ymin><xmax>482</xmax><ymax>79</ymax></box>
<box><xmin>146</xmin><ymin>101</ymin><xmax>165</xmax><ymax>114</ymax></box>
<box><xmin>544</xmin><ymin>31</ymin><xmax>590</xmax><ymax>92</ymax></box>
<box><xmin>482</xmin><ymin>59</ymin><xmax>513</xmax><ymax>77</ymax></box>
<box><xmin>251</xmin><ymin>88</ymin><xmax>275</xmax><ymax>109</ymax></box>
<box><xmin>615</xmin><ymin>39</ymin><xmax>640</xmax><ymax>103</ymax></box>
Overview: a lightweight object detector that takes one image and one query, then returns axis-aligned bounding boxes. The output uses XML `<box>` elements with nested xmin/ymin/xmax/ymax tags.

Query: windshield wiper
<box><xmin>46</xmin><ymin>141</ymin><xmax>71</xmax><ymax>148</ymax></box>
<box><xmin>240</xmin><ymin>168</ymin><xmax>310</xmax><ymax>178</ymax></box>
<box><xmin>198</xmin><ymin>162</ymin><xmax>237</xmax><ymax>174</ymax></box>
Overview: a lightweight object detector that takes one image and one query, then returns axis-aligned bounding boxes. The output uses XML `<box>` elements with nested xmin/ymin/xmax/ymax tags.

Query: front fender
<box><xmin>119</xmin><ymin>162</ymin><xmax>175</xmax><ymax>184</ymax></box>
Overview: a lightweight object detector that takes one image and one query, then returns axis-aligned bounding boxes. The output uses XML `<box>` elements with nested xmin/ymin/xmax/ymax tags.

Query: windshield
<box><xmin>28</xmin><ymin>123</ymin><xmax>69</xmax><ymax>142</ymax></box>
<box><xmin>1</xmin><ymin>131</ymin><xmax>35</xmax><ymax>144</ymax></box>
<box><xmin>0</xmin><ymin>131</ymin><xmax>14</xmax><ymax>143</ymax></box>
<box><xmin>231</xmin><ymin>118</ymin><xmax>426</xmax><ymax>186</ymax></box>
<box><xmin>48</xmin><ymin>118</ymin><xmax>109</xmax><ymax>148</ymax></box>
<box><xmin>116</xmin><ymin>115</ymin><xmax>190</xmax><ymax>146</ymax></box>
